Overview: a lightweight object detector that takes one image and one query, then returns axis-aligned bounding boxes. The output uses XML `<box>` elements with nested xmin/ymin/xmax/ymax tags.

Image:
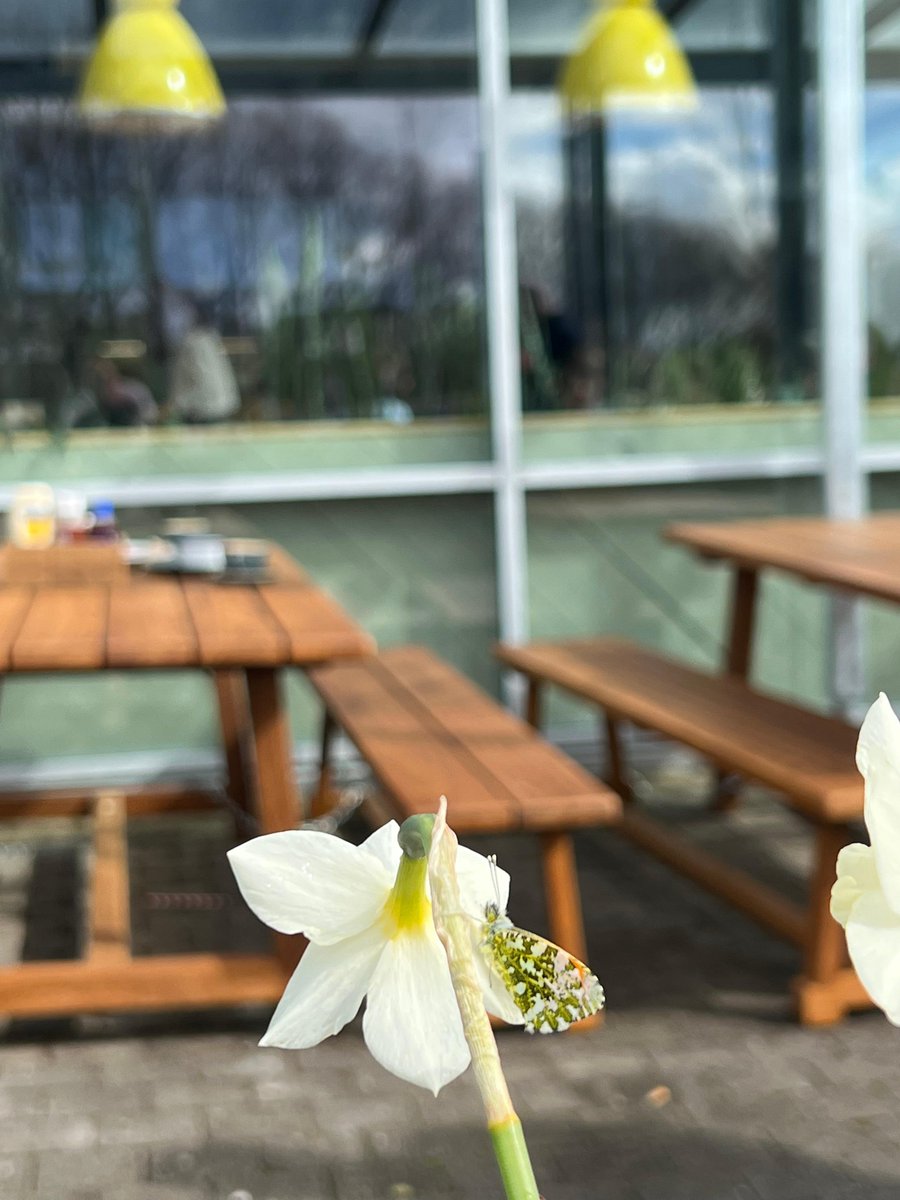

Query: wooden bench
<box><xmin>308</xmin><ymin>645</ymin><xmax>621</xmax><ymax>1026</ymax></box>
<box><xmin>495</xmin><ymin>636</ymin><xmax>868</xmax><ymax>1027</ymax></box>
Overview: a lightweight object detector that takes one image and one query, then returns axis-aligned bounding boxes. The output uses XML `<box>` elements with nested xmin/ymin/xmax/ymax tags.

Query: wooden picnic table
<box><xmin>662</xmin><ymin>513</ymin><xmax>900</xmax><ymax>1022</ymax></box>
<box><xmin>0</xmin><ymin>543</ymin><xmax>375</xmax><ymax>1019</ymax></box>
<box><xmin>666</xmin><ymin>513</ymin><xmax>900</xmax><ymax>680</ymax></box>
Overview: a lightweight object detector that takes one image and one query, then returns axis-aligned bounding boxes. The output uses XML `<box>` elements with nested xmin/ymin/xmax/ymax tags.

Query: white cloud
<box><xmin>612</xmin><ymin>136</ymin><xmax>774</xmax><ymax>245</ymax></box>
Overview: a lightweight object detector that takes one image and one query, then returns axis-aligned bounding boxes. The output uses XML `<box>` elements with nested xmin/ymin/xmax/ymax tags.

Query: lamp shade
<box><xmin>79</xmin><ymin>0</ymin><xmax>225</xmax><ymax>128</ymax></box>
<box><xmin>561</xmin><ymin>0</ymin><xmax>696</xmax><ymax>113</ymax></box>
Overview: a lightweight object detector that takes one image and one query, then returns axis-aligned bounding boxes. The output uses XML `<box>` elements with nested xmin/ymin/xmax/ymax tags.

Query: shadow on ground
<box><xmin>151</xmin><ymin>1119</ymin><xmax>900</xmax><ymax>1200</ymax></box>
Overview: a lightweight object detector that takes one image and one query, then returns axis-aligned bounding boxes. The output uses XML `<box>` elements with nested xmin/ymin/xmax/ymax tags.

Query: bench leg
<box><xmin>526</xmin><ymin>678</ymin><xmax>543</xmax><ymax>729</ymax></box>
<box><xmin>711</xmin><ymin>771</ymin><xmax>743</xmax><ymax>814</ymax></box>
<box><xmin>311</xmin><ymin>710</ymin><xmax>338</xmax><ymax>820</ymax></box>
<box><xmin>539</xmin><ymin>831</ymin><xmax>601</xmax><ymax>1031</ymax></box>
<box><xmin>604</xmin><ymin>714</ymin><xmax>632</xmax><ymax>804</ymax></box>
<box><xmin>795</xmin><ymin>823</ymin><xmax>858</xmax><ymax>1027</ymax></box>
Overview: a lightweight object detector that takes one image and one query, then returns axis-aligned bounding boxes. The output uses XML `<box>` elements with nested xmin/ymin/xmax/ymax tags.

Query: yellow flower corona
<box><xmin>383</xmin><ymin>854</ymin><xmax>431</xmax><ymax>933</ymax></box>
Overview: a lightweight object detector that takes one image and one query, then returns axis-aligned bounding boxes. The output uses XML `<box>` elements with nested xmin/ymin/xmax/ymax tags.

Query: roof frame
<box><xmin>356</xmin><ymin>0</ymin><xmax>396</xmax><ymax>56</ymax></box>
<box><xmin>660</xmin><ymin>0</ymin><xmax>702</xmax><ymax>21</ymax></box>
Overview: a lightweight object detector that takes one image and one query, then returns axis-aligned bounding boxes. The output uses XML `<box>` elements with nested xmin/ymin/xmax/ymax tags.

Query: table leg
<box><xmin>311</xmin><ymin>710</ymin><xmax>337</xmax><ymax>819</ymax></box>
<box><xmin>244</xmin><ymin>668</ymin><xmax>302</xmax><ymax>834</ymax></box>
<box><xmin>245</xmin><ymin>668</ymin><xmax>304</xmax><ymax>973</ymax></box>
<box><xmin>713</xmin><ymin>566</ymin><xmax>760</xmax><ymax>812</ymax></box>
<box><xmin>726</xmin><ymin>566</ymin><xmax>759</xmax><ymax>679</ymax></box>
<box><xmin>214</xmin><ymin>670</ymin><xmax>255</xmax><ymax>834</ymax></box>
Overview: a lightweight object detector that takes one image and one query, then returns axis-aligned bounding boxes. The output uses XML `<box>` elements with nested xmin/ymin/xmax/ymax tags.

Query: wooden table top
<box><xmin>0</xmin><ymin>544</ymin><xmax>376</xmax><ymax>673</ymax></box>
<box><xmin>667</xmin><ymin>514</ymin><xmax>900</xmax><ymax>605</ymax></box>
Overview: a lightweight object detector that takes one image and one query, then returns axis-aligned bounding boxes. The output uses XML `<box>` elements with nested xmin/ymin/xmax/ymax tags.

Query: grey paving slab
<box><xmin>1</xmin><ymin>784</ymin><xmax>900</xmax><ymax>1198</ymax></box>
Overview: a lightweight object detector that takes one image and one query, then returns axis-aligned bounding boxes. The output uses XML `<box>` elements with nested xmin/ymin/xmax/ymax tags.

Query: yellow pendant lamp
<box><xmin>561</xmin><ymin>0</ymin><xmax>696</xmax><ymax>114</ymax></box>
<box><xmin>79</xmin><ymin>0</ymin><xmax>225</xmax><ymax>129</ymax></box>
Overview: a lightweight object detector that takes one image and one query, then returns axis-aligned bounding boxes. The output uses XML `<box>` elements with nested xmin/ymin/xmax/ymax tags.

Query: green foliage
<box><xmin>643</xmin><ymin>339</ymin><xmax>769</xmax><ymax>408</ymax></box>
<box><xmin>261</xmin><ymin>298</ymin><xmax>485</xmax><ymax>421</ymax></box>
<box><xmin>869</xmin><ymin>324</ymin><xmax>900</xmax><ymax>401</ymax></box>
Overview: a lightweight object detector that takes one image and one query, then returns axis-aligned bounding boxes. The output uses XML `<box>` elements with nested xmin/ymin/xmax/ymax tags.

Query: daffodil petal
<box><xmin>845</xmin><ymin>886</ymin><xmax>900</xmax><ymax>1025</ymax></box>
<box><xmin>363</xmin><ymin>925</ymin><xmax>470</xmax><ymax>1094</ymax></box>
<box><xmin>228</xmin><ymin>830</ymin><xmax>391</xmax><ymax>943</ymax></box>
<box><xmin>359</xmin><ymin>820</ymin><xmax>403</xmax><ymax>875</ymax></box>
<box><xmin>260</xmin><ymin>924</ymin><xmax>386</xmax><ymax>1048</ymax></box>
<box><xmin>456</xmin><ymin>844</ymin><xmax>510</xmax><ymax>923</ymax></box>
<box><xmin>472</xmin><ymin>944</ymin><xmax>527</xmax><ymax>1025</ymax></box>
<box><xmin>857</xmin><ymin>694</ymin><xmax>900</xmax><ymax>916</ymax></box>
<box><xmin>831</xmin><ymin>843</ymin><xmax>879</xmax><ymax>927</ymax></box>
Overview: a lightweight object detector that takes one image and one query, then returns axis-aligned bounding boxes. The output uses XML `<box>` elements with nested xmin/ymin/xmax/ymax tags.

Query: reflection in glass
<box><xmin>0</xmin><ymin>97</ymin><xmax>485</xmax><ymax>435</ymax></box>
<box><xmin>180</xmin><ymin>0</ymin><xmax>366</xmax><ymax>54</ymax></box>
<box><xmin>867</xmin><ymin>87</ymin><xmax>900</xmax><ymax>403</ymax></box>
<box><xmin>0</xmin><ymin>0</ymin><xmax>91</xmax><ymax>53</ymax></box>
<box><xmin>510</xmin><ymin>87</ymin><xmax>798</xmax><ymax>412</ymax></box>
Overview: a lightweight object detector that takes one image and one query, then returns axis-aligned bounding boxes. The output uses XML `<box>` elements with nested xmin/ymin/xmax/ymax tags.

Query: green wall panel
<box><xmin>526</xmin><ymin>478</ymin><xmax>831</xmax><ymax>735</ymax></box>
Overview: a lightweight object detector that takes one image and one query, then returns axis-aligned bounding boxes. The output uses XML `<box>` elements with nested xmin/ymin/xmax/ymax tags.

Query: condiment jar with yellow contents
<box><xmin>8</xmin><ymin>483</ymin><xmax>56</xmax><ymax>548</ymax></box>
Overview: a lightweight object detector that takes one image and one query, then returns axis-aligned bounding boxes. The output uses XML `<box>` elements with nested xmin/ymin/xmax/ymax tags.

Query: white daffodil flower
<box><xmin>831</xmin><ymin>692</ymin><xmax>900</xmax><ymax>1025</ymax></box>
<box><xmin>228</xmin><ymin>818</ymin><xmax>520</xmax><ymax>1094</ymax></box>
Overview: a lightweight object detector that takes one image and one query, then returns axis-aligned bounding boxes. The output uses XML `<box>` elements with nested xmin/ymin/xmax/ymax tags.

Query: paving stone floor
<box><xmin>1</xmin><ymin>765</ymin><xmax>899</xmax><ymax>1199</ymax></box>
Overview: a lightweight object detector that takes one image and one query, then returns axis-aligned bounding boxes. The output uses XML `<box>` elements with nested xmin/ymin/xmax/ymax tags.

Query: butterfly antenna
<box><xmin>487</xmin><ymin>853</ymin><xmax>503</xmax><ymax>909</ymax></box>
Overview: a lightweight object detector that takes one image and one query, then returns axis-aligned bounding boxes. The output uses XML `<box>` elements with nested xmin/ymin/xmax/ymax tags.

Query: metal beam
<box><xmin>477</xmin><ymin>0</ymin><xmax>529</xmax><ymax>651</ymax></box>
<box><xmin>660</xmin><ymin>0</ymin><xmax>701</xmax><ymax>21</ymax></box>
<box><xmin>773</xmin><ymin>0</ymin><xmax>808</xmax><ymax>399</ymax></box>
<box><xmin>356</xmin><ymin>0</ymin><xmax>397</xmax><ymax>55</ymax></box>
<box><xmin>8</xmin><ymin>49</ymin><xmax>769</xmax><ymax>98</ymax></box>
<box><xmin>819</xmin><ymin>0</ymin><xmax>868</xmax><ymax>714</ymax></box>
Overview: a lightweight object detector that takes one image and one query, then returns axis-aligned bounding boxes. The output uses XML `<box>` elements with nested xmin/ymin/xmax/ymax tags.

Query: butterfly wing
<box><xmin>482</xmin><ymin>924</ymin><xmax>605</xmax><ymax>1033</ymax></box>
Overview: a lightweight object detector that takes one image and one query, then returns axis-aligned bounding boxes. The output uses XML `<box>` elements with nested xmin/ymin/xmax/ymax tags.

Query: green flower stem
<box><xmin>427</xmin><ymin>812</ymin><xmax>541</xmax><ymax>1200</ymax></box>
<box><xmin>491</xmin><ymin>1117</ymin><xmax>541</xmax><ymax>1200</ymax></box>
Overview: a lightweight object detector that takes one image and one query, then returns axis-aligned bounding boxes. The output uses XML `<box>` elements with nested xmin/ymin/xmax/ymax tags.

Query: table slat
<box><xmin>0</xmin><ymin>587</ymin><xmax>34</xmax><ymax>670</ymax></box>
<box><xmin>265</xmin><ymin>545</ymin><xmax>309</xmax><ymax>584</ymax></box>
<box><xmin>182</xmin><ymin>582</ymin><xmax>289</xmax><ymax>667</ymax></box>
<box><xmin>259</xmin><ymin>585</ymin><xmax>376</xmax><ymax>663</ymax></box>
<box><xmin>11</xmin><ymin>585</ymin><xmax>108</xmax><ymax>671</ymax></box>
<box><xmin>107</xmin><ymin>578</ymin><xmax>198</xmax><ymax>668</ymax></box>
<box><xmin>667</xmin><ymin>516</ymin><xmax>900</xmax><ymax>605</ymax></box>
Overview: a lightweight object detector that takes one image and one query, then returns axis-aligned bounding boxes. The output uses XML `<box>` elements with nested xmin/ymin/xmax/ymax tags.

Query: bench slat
<box><xmin>374</xmin><ymin>645</ymin><xmax>528</xmax><ymax>742</ymax></box>
<box><xmin>496</xmin><ymin>637</ymin><xmax>862</xmax><ymax>822</ymax></box>
<box><xmin>310</xmin><ymin>647</ymin><xmax>619</xmax><ymax>833</ymax></box>
<box><xmin>352</xmin><ymin>729</ymin><xmax>522</xmax><ymax>832</ymax></box>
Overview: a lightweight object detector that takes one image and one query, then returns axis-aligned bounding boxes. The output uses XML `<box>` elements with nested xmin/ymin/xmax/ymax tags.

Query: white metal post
<box><xmin>819</xmin><ymin>0</ymin><xmax>868</xmax><ymax>713</ymax></box>
<box><xmin>477</xmin><ymin>0</ymin><xmax>530</xmax><ymax>651</ymax></box>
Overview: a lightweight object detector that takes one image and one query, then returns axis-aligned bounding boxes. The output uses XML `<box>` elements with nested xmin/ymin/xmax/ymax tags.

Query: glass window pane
<box><xmin>0</xmin><ymin>0</ymin><xmax>90</xmax><ymax>53</ymax></box>
<box><xmin>867</xmin><ymin>13</ymin><xmax>900</xmax><ymax>445</ymax></box>
<box><xmin>181</xmin><ymin>0</ymin><xmax>367</xmax><ymax>54</ymax></box>
<box><xmin>510</xmin><ymin>0</ymin><xmax>823</xmax><ymax>461</ymax></box>
<box><xmin>867</xmin><ymin>0</ymin><xmax>900</xmax><ymax>50</ymax></box>
<box><xmin>508</xmin><ymin>0</ymin><xmax>769</xmax><ymax>57</ymax></box>
<box><xmin>676</xmin><ymin>0</ymin><xmax>769</xmax><ymax>51</ymax></box>
<box><xmin>0</xmin><ymin>94</ymin><xmax>487</xmax><ymax>449</ymax></box>
<box><xmin>377</xmin><ymin>0</ymin><xmax>476</xmax><ymax>54</ymax></box>
<box><xmin>526</xmin><ymin>479</ymin><xmax>826</xmax><ymax>742</ymax></box>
